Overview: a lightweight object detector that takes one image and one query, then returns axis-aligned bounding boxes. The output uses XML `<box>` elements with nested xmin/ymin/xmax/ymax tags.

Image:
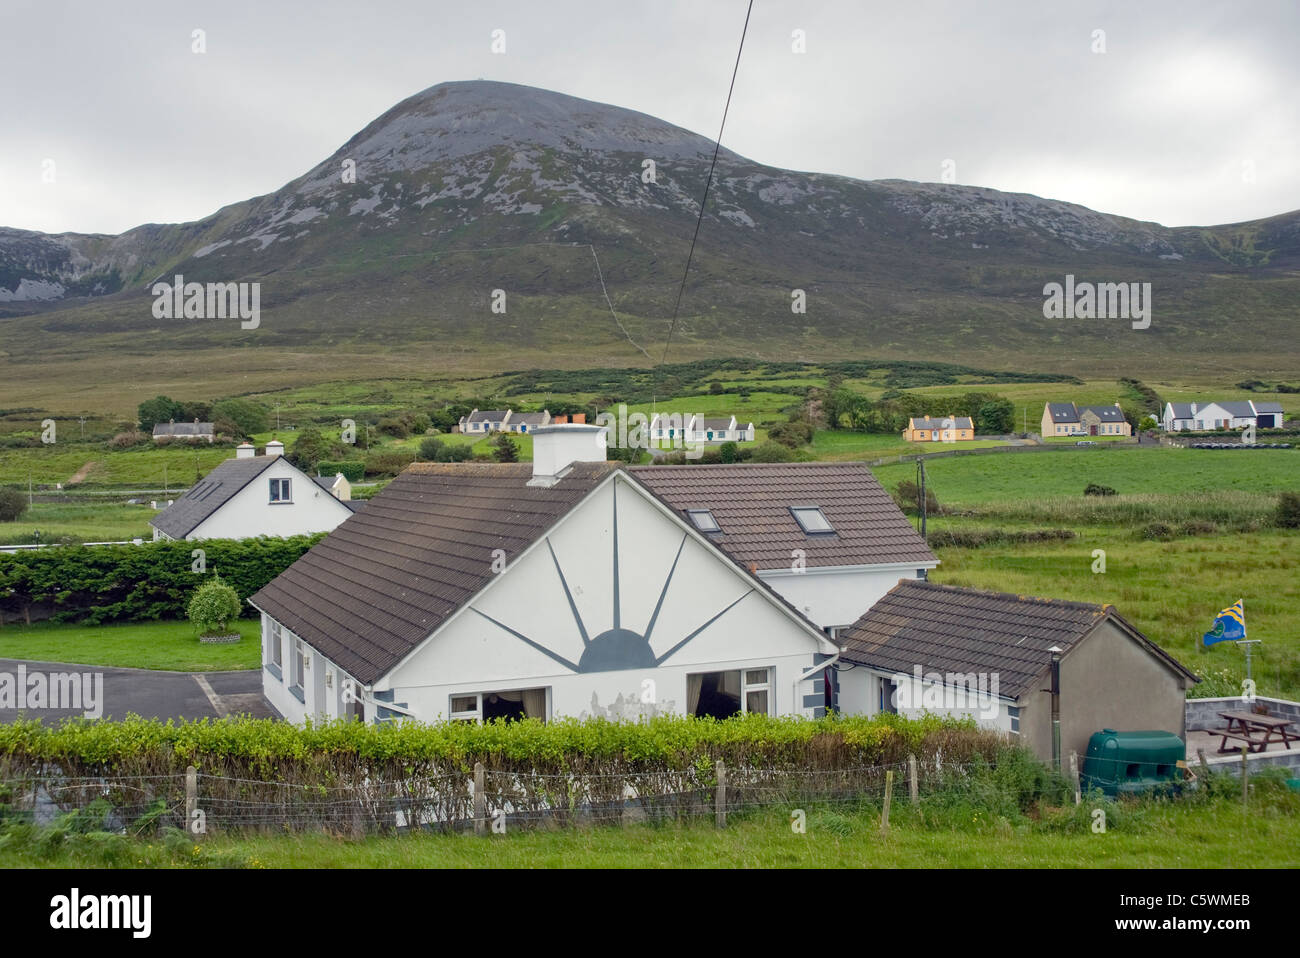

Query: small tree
<box><xmin>1277</xmin><ymin>491</ymin><xmax>1300</xmax><ymax>529</ymax></box>
<box><xmin>0</xmin><ymin>486</ymin><xmax>27</xmax><ymax>522</ymax></box>
<box><xmin>187</xmin><ymin>576</ymin><xmax>242</xmax><ymax>637</ymax></box>
<box><xmin>1139</xmin><ymin>415</ymin><xmax>1158</xmax><ymax>432</ymax></box>
<box><xmin>491</xmin><ymin>433</ymin><xmax>519</xmax><ymax>463</ymax></box>
<box><xmin>418</xmin><ymin>436</ymin><xmax>445</xmax><ymax>461</ymax></box>
<box><xmin>719</xmin><ymin>441</ymin><xmax>738</xmax><ymax>463</ymax></box>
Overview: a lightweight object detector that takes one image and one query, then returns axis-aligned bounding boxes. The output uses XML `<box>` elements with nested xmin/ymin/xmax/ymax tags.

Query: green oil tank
<box><xmin>1080</xmin><ymin>729</ymin><xmax>1185</xmax><ymax>797</ymax></box>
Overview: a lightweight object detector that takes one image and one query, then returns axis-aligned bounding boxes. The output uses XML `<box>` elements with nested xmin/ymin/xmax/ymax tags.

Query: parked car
<box><xmin>1076</xmin><ymin>440</ymin><xmax>1097</xmax><ymax>446</ymax></box>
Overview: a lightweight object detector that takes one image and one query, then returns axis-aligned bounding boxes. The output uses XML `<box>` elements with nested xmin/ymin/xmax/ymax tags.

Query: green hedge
<box><xmin>0</xmin><ymin>535</ymin><xmax>323</xmax><ymax>625</ymax></box>
<box><xmin>315</xmin><ymin>461</ymin><xmax>365</xmax><ymax>482</ymax></box>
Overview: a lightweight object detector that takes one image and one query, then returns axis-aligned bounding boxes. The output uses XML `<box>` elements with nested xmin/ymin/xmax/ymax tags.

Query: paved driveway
<box><xmin>0</xmin><ymin>658</ymin><xmax>273</xmax><ymax>723</ymax></box>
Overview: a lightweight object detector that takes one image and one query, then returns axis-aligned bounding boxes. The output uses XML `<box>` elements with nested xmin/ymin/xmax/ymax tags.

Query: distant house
<box><xmin>837</xmin><ymin>580</ymin><xmax>1198</xmax><ymax>763</ymax></box>
<box><xmin>153</xmin><ymin>420</ymin><xmax>215</xmax><ymax>443</ymax></box>
<box><xmin>1041</xmin><ymin>402</ymin><xmax>1131</xmax><ymax>437</ymax></box>
<box><xmin>902</xmin><ymin>416</ymin><xmax>974</xmax><ymax>442</ymax></box>
<box><xmin>506</xmin><ymin>410</ymin><xmax>551</xmax><ymax>434</ymax></box>
<box><xmin>457</xmin><ymin>409</ymin><xmax>552</xmax><ymax>434</ymax></box>
<box><xmin>313</xmin><ymin>472</ymin><xmax>352</xmax><ymax>502</ymax></box>
<box><xmin>150</xmin><ymin>441</ymin><xmax>355</xmax><ymax>542</ymax></box>
<box><xmin>458</xmin><ymin>409</ymin><xmax>511</xmax><ymax>435</ymax></box>
<box><xmin>649</xmin><ymin>414</ymin><xmax>755</xmax><ymax>443</ymax></box>
<box><xmin>1161</xmin><ymin>400</ymin><xmax>1285</xmax><ymax>432</ymax></box>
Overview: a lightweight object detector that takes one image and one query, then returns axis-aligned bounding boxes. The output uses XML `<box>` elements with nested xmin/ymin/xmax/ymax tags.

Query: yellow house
<box><xmin>1041</xmin><ymin>402</ymin><xmax>1132</xmax><ymax>438</ymax></box>
<box><xmin>902</xmin><ymin>416</ymin><xmax>975</xmax><ymax>442</ymax></box>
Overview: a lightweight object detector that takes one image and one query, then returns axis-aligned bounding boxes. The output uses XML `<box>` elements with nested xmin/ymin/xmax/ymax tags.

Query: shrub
<box><xmin>418</xmin><ymin>437</ymin><xmax>445</xmax><ymax>461</ymax></box>
<box><xmin>376</xmin><ymin>417</ymin><xmax>409</xmax><ymax>439</ymax></box>
<box><xmin>211</xmin><ymin>398</ymin><xmax>269</xmax><ymax>436</ymax></box>
<box><xmin>0</xmin><ymin>486</ymin><xmax>29</xmax><ymax>522</ymax></box>
<box><xmin>0</xmin><ymin>535</ymin><xmax>321</xmax><ymax>625</ymax></box>
<box><xmin>1180</xmin><ymin>520</ymin><xmax>1219</xmax><ymax>536</ymax></box>
<box><xmin>187</xmin><ymin>576</ymin><xmax>241</xmax><ymax>636</ymax></box>
<box><xmin>1083</xmin><ymin>483</ymin><xmax>1116</xmax><ymax>497</ymax></box>
<box><xmin>1141</xmin><ymin>522</ymin><xmax>1174</xmax><ymax>541</ymax></box>
<box><xmin>719</xmin><ymin>441</ymin><xmax>738</xmax><ymax>463</ymax></box>
<box><xmin>363</xmin><ymin>451</ymin><xmax>415</xmax><ymax>478</ymax></box>
<box><xmin>893</xmin><ymin>479</ymin><xmax>940</xmax><ymax>516</ymax></box>
<box><xmin>767</xmin><ymin>419</ymin><xmax>814</xmax><ymax>448</ymax></box>
<box><xmin>316</xmin><ymin>461</ymin><xmax>365</xmax><ymax>482</ymax></box>
<box><xmin>750</xmin><ymin>441</ymin><xmax>795</xmax><ymax>463</ymax></box>
<box><xmin>107</xmin><ymin>430</ymin><xmax>148</xmax><ymax>450</ymax></box>
<box><xmin>1277</xmin><ymin>491</ymin><xmax>1300</xmax><ymax>529</ymax></box>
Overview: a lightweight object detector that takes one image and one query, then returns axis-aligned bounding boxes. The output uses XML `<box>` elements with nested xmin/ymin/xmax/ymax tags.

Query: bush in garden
<box><xmin>0</xmin><ymin>486</ymin><xmax>27</xmax><ymax>522</ymax></box>
<box><xmin>187</xmin><ymin>576</ymin><xmax>242</xmax><ymax>636</ymax></box>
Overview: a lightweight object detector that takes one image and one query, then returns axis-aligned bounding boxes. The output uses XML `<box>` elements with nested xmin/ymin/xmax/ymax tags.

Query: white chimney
<box><xmin>529</xmin><ymin>424</ymin><xmax>607</xmax><ymax>486</ymax></box>
<box><xmin>236</xmin><ymin>442</ymin><xmax>256</xmax><ymax>459</ymax></box>
<box><xmin>1190</xmin><ymin>403</ymin><xmax>1197</xmax><ymax>415</ymax></box>
<box><xmin>265</xmin><ymin>439</ymin><xmax>285</xmax><ymax>458</ymax></box>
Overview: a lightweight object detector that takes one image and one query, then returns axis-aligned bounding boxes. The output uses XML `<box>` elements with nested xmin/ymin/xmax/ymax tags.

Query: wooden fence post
<box><xmin>185</xmin><ymin>765</ymin><xmax>198</xmax><ymax>836</ymax></box>
<box><xmin>881</xmin><ymin>770</ymin><xmax>894</xmax><ymax>835</ymax></box>
<box><xmin>908</xmin><ymin>754</ymin><xmax>918</xmax><ymax>804</ymax></box>
<box><xmin>1069</xmin><ymin>751</ymin><xmax>1081</xmax><ymax>805</ymax></box>
<box><xmin>715</xmin><ymin>760</ymin><xmax>727</xmax><ymax>829</ymax></box>
<box><xmin>474</xmin><ymin>762</ymin><xmax>486</xmax><ymax>836</ymax></box>
<box><xmin>1240</xmin><ymin>747</ymin><xmax>1249</xmax><ymax>809</ymax></box>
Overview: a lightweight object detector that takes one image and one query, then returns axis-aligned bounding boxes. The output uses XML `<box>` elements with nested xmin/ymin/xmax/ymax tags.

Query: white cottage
<box><xmin>250</xmin><ymin>426</ymin><xmax>934</xmax><ymax>725</ymax></box>
<box><xmin>150</xmin><ymin>441</ymin><xmax>356</xmax><ymax>541</ymax></box>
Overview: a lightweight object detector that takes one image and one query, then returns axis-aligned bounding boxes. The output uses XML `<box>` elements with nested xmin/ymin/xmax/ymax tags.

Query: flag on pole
<box><xmin>1203</xmin><ymin>599</ymin><xmax>1245</xmax><ymax>646</ymax></box>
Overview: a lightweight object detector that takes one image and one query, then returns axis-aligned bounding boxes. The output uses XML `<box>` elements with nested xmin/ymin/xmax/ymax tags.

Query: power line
<box><xmin>659</xmin><ymin>0</ymin><xmax>754</xmax><ymax>368</ymax></box>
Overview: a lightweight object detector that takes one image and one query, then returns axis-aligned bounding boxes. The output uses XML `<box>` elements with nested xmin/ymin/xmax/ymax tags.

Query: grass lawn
<box><xmin>871</xmin><ymin>445</ymin><xmax>1299</xmax><ymax>504</ymax></box>
<box><xmin>0</xmin><ymin>617</ymin><xmax>261</xmax><ymax>671</ymax></box>
<box><xmin>0</xmin><ymin>501</ymin><xmax>156</xmax><ymax>545</ymax></box>
<box><xmin>4</xmin><ymin>799</ymin><xmax>1296</xmax><ymax>868</ymax></box>
<box><xmin>0</xmin><ymin>444</ymin><xmax>232</xmax><ymax>488</ymax></box>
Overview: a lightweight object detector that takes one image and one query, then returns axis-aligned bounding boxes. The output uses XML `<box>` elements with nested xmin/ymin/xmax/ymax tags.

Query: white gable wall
<box><xmin>761</xmin><ymin>565</ymin><xmax>936</xmax><ymax>633</ymax></box>
<box><xmin>189</xmin><ymin>457</ymin><xmax>352</xmax><ymax>540</ymax></box>
<box><xmin>375</xmin><ymin>474</ymin><xmax>836</xmax><ymax>721</ymax></box>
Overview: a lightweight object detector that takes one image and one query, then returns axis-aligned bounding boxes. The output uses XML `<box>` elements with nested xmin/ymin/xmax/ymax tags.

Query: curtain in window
<box><xmin>687</xmin><ymin>673</ymin><xmax>704</xmax><ymax>715</ymax></box>
<box><xmin>720</xmin><ymin>670</ymin><xmax>741</xmax><ymax>698</ymax></box>
<box><xmin>521</xmin><ymin>688</ymin><xmax>547</xmax><ymax>721</ymax></box>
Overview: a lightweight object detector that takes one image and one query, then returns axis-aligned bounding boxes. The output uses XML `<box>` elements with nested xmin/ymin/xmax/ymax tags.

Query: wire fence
<box><xmin>1</xmin><ymin>751</ymin><xmax>1241</xmax><ymax>837</ymax></box>
<box><xmin>0</xmin><ymin>756</ymin><xmax>992</xmax><ymax>836</ymax></box>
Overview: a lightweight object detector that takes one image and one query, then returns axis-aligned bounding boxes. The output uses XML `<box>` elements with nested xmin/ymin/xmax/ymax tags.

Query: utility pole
<box><xmin>918</xmin><ymin>458</ymin><xmax>927</xmax><ymax>539</ymax></box>
<box><xmin>78</xmin><ymin>416</ymin><xmax>86</xmax><ymax>439</ymax></box>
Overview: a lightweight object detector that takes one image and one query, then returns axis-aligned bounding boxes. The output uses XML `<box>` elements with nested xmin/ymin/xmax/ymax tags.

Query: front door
<box><xmin>1090</xmin><ymin>424</ymin><xmax>1098</xmax><ymax>436</ymax></box>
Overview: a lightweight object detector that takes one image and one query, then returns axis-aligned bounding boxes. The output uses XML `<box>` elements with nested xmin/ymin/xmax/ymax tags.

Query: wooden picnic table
<box><xmin>1216</xmin><ymin>711</ymin><xmax>1298</xmax><ymax>753</ymax></box>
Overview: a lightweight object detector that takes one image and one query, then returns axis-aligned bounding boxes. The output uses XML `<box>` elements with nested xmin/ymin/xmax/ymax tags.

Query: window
<box><xmin>687</xmin><ymin>509</ymin><xmax>721</xmax><ymax>533</ymax></box>
<box><xmin>790</xmin><ymin>505</ymin><xmax>834</xmax><ymax>535</ymax></box>
<box><xmin>292</xmin><ymin>640</ymin><xmax>305</xmax><ymax>689</ymax></box>
<box><xmin>267</xmin><ymin>620</ymin><xmax>283</xmax><ymax>677</ymax></box>
<box><xmin>269</xmin><ymin>478</ymin><xmax>291</xmax><ymax>502</ymax></box>
<box><xmin>687</xmin><ymin>668</ymin><xmax>772</xmax><ymax>719</ymax></box>
<box><xmin>448</xmin><ymin>688</ymin><xmax>548</xmax><ymax>723</ymax></box>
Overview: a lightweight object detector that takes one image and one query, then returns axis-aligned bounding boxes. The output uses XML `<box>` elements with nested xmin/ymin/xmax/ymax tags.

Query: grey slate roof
<box><xmin>250</xmin><ymin>462</ymin><xmax>619</xmax><ymax>684</ymax></box>
<box><xmin>1217</xmin><ymin>401</ymin><xmax>1256</xmax><ymax>417</ymax></box>
<box><xmin>153</xmin><ymin>421</ymin><xmax>214</xmax><ymax>437</ymax></box>
<box><xmin>1252</xmin><ymin>401</ymin><xmax>1284</xmax><ymax>414</ymax></box>
<box><xmin>1046</xmin><ymin>402</ymin><xmax>1079</xmax><ymax>422</ymax></box>
<box><xmin>839</xmin><ymin>580</ymin><xmax>1195</xmax><ymax>698</ymax></box>
<box><xmin>700</xmin><ymin>417</ymin><xmax>734</xmax><ymax>429</ymax></box>
<box><xmin>465</xmin><ymin>409</ymin><xmax>509</xmax><ymax>423</ymax></box>
<box><xmin>150</xmin><ymin>456</ymin><xmax>277</xmax><ymax>539</ymax></box>
<box><xmin>629</xmin><ymin>462</ymin><xmax>936</xmax><ymax>571</ymax></box>
<box><xmin>511</xmin><ymin>411</ymin><xmax>549</xmax><ymax>425</ymax></box>
<box><xmin>1081</xmin><ymin>405</ymin><xmax>1126</xmax><ymax>422</ymax></box>
<box><xmin>910</xmin><ymin>416</ymin><xmax>973</xmax><ymax>430</ymax></box>
<box><xmin>1167</xmin><ymin>402</ymin><xmax>1195</xmax><ymax>419</ymax></box>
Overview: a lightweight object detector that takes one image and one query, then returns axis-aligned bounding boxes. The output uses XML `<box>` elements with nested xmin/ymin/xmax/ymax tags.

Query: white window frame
<box><xmin>742</xmin><ymin>667</ymin><xmax>772</xmax><ymax>716</ymax></box>
<box><xmin>269</xmin><ymin>477</ymin><xmax>292</xmax><ymax>503</ymax></box>
<box><xmin>790</xmin><ymin>505</ymin><xmax>835</xmax><ymax>535</ymax></box>
<box><xmin>291</xmin><ymin>639</ymin><xmax>306</xmax><ymax>689</ymax></box>
<box><xmin>269</xmin><ymin>620</ymin><xmax>283</xmax><ymax>669</ymax></box>
<box><xmin>448</xmin><ymin>687</ymin><xmax>550</xmax><ymax>723</ymax></box>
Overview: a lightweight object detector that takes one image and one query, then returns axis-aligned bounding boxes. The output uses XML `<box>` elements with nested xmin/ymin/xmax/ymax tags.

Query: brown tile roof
<box><xmin>628</xmin><ymin>462</ymin><xmax>935</xmax><ymax>571</ymax></box>
<box><xmin>838</xmin><ymin>580</ymin><xmax>1194</xmax><ymax>698</ymax></box>
<box><xmin>249</xmin><ymin>461</ymin><xmax>618</xmax><ymax>684</ymax></box>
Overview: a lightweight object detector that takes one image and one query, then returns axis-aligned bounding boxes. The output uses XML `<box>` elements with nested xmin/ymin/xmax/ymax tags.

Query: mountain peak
<box><xmin>322</xmin><ymin>80</ymin><xmax>742</xmax><ymax>177</ymax></box>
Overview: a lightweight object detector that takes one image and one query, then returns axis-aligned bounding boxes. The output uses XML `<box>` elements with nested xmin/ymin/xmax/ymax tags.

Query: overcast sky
<box><xmin>2</xmin><ymin>0</ymin><xmax>1295</xmax><ymax>235</ymax></box>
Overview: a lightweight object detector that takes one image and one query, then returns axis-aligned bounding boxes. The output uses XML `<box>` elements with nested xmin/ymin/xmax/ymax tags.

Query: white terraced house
<box><xmin>1161</xmin><ymin>400</ymin><xmax>1285</xmax><ymax>431</ymax></box>
<box><xmin>649</xmin><ymin>413</ymin><xmax>755</xmax><ymax>444</ymax></box>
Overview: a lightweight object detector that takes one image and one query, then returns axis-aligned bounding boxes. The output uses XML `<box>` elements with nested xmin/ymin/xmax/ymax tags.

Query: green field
<box><xmin>871</xmin><ymin>446</ymin><xmax>1299</xmax><ymax>504</ymax></box>
<box><xmin>3</xmin><ymin>794</ymin><xmax>1296</xmax><ymax>869</ymax></box>
<box><xmin>0</xmin><ymin>618</ymin><xmax>261</xmax><ymax>671</ymax></box>
<box><xmin>0</xmin><ymin>501</ymin><xmax>156</xmax><ymax>545</ymax></box>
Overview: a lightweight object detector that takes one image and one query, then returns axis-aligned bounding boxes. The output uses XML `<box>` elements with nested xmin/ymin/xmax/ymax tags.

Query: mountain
<box><xmin>3</xmin><ymin>79</ymin><xmax>1299</xmax><ymax>389</ymax></box>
